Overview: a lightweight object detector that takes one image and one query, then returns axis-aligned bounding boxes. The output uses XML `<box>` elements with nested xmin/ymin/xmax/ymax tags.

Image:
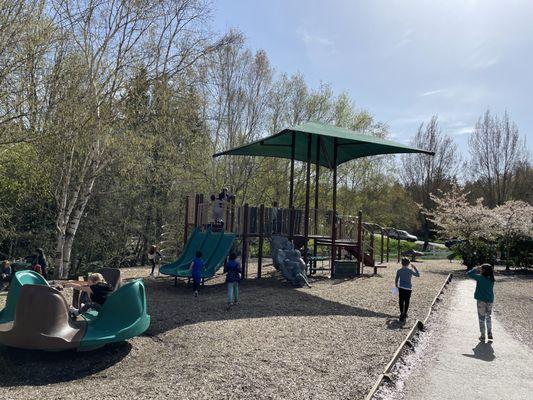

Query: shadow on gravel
<box><xmin>462</xmin><ymin>342</ymin><xmax>495</xmax><ymax>362</ymax></box>
<box><xmin>145</xmin><ymin>276</ymin><xmax>396</xmax><ymax>336</ymax></box>
<box><xmin>385</xmin><ymin>318</ymin><xmax>408</xmax><ymax>330</ymax></box>
<box><xmin>0</xmin><ymin>341</ymin><xmax>131</xmax><ymax>386</ymax></box>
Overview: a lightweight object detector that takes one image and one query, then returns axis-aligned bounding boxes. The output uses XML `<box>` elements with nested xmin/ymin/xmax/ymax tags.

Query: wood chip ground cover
<box><xmin>0</xmin><ymin>261</ymin><xmax>458</xmax><ymax>399</ymax></box>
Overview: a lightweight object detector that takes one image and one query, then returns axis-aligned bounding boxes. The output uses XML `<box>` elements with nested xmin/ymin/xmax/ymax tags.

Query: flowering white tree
<box><xmin>426</xmin><ymin>187</ymin><xmax>533</xmax><ymax>269</ymax></box>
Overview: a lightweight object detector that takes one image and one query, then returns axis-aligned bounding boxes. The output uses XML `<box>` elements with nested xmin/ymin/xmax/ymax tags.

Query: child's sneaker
<box><xmin>487</xmin><ymin>333</ymin><xmax>493</xmax><ymax>341</ymax></box>
<box><xmin>194</xmin><ymin>290</ymin><xmax>198</xmax><ymax>297</ymax></box>
<box><xmin>479</xmin><ymin>335</ymin><xmax>485</xmax><ymax>341</ymax></box>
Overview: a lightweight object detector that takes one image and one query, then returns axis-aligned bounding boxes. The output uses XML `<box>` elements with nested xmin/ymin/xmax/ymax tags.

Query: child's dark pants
<box><xmin>398</xmin><ymin>288</ymin><xmax>412</xmax><ymax>316</ymax></box>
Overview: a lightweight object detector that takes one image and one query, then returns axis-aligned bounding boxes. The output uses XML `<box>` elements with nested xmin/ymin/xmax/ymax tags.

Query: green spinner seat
<box><xmin>0</xmin><ymin>270</ymin><xmax>48</xmax><ymax>324</ymax></box>
<box><xmin>79</xmin><ymin>280</ymin><xmax>150</xmax><ymax>349</ymax></box>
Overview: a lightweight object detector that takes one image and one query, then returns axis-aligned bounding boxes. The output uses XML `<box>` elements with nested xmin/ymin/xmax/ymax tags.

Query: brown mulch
<box><xmin>493</xmin><ymin>268</ymin><xmax>533</xmax><ymax>349</ymax></box>
<box><xmin>0</xmin><ymin>260</ymin><xmax>456</xmax><ymax>400</ymax></box>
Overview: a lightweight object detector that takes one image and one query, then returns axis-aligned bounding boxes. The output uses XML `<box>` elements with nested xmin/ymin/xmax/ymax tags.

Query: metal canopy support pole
<box><xmin>386</xmin><ymin>232</ymin><xmax>390</xmax><ymax>262</ymax></box>
<box><xmin>330</xmin><ymin>138</ymin><xmax>338</xmax><ymax>278</ymax></box>
<box><xmin>257</xmin><ymin>204</ymin><xmax>264</xmax><ymax>278</ymax></box>
<box><xmin>242</xmin><ymin>203</ymin><xmax>249</xmax><ymax>279</ymax></box>
<box><xmin>288</xmin><ymin>131</ymin><xmax>296</xmax><ymax>240</ymax></box>
<box><xmin>357</xmin><ymin>210</ymin><xmax>363</xmax><ymax>275</ymax></box>
<box><xmin>313</xmin><ymin>136</ymin><xmax>321</xmax><ymax>269</ymax></box>
<box><xmin>303</xmin><ymin>133</ymin><xmax>312</xmax><ymax>264</ymax></box>
<box><xmin>380</xmin><ymin>229</ymin><xmax>384</xmax><ymax>264</ymax></box>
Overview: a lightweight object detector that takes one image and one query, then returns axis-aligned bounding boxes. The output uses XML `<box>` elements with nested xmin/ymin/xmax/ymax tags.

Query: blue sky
<box><xmin>212</xmin><ymin>0</ymin><xmax>532</xmax><ymax>155</ymax></box>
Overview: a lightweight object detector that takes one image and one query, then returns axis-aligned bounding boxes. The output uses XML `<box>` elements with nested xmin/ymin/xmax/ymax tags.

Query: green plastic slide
<box><xmin>175</xmin><ymin>230</ymin><xmax>224</xmax><ymax>277</ymax></box>
<box><xmin>201</xmin><ymin>232</ymin><xmax>236</xmax><ymax>278</ymax></box>
<box><xmin>176</xmin><ymin>231</ymin><xmax>236</xmax><ymax>279</ymax></box>
<box><xmin>80</xmin><ymin>280</ymin><xmax>150</xmax><ymax>349</ymax></box>
<box><xmin>159</xmin><ymin>227</ymin><xmax>206</xmax><ymax>276</ymax></box>
<box><xmin>0</xmin><ymin>270</ymin><xmax>48</xmax><ymax>324</ymax></box>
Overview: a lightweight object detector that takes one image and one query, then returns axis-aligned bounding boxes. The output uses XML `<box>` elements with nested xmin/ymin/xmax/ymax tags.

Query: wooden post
<box><xmin>386</xmin><ymin>232</ymin><xmax>390</xmax><ymax>262</ymax></box>
<box><xmin>330</xmin><ymin>138</ymin><xmax>338</xmax><ymax>278</ymax></box>
<box><xmin>193</xmin><ymin>194</ymin><xmax>200</xmax><ymax>227</ymax></box>
<box><xmin>357</xmin><ymin>210</ymin><xmax>362</xmax><ymax>275</ymax></box>
<box><xmin>242</xmin><ymin>203</ymin><xmax>249</xmax><ymax>279</ymax></box>
<box><xmin>230</xmin><ymin>196</ymin><xmax>236</xmax><ymax>232</ymax></box>
<box><xmin>257</xmin><ymin>204</ymin><xmax>264</xmax><ymax>279</ymax></box>
<box><xmin>198</xmin><ymin>194</ymin><xmax>204</xmax><ymax>227</ymax></box>
<box><xmin>183</xmin><ymin>196</ymin><xmax>190</xmax><ymax>248</ymax></box>
<box><xmin>380</xmin><ymin>229</ymin><xmax>384</xmax><ymax>264</ymax></box>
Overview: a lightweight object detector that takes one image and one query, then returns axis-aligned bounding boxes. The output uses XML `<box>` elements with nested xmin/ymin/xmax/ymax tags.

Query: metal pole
<box><xmin>331</xmin><ymin>138</ymin><xmax>338</xmax><ymax>278</ymax></box>
<box><xmin>313</xmin><ymin>136</ymin><xmax>321</xmax><ymax>268</ymax></box>
<box><xmin>303</xmin><ymin>133</ymin><xmax>312</xmax><ymax>264</ymax></box>
<box><xmin>257</xmin><ymin>204</ymin><xmax>264</xmax><ymax>279</ymax></box>
<box><xmin>386</xmin><ymin>232</ymin><xmax>390</xmax><ymax>262</ymax></box>
<box><xmin>242</xmin><ymin>203</ymin><xmax>249</xmax><ymax>279</ymax></box>
<box><xmin>288</xmin><ymin>131</ymin><xmax>296</xmax><ymax>240</ymax></box>
<box><xmin>380</xmin><ymin>229</ymin><xmax>384</xmax><ymax>264</ymax></box>
<box><xmin>357</xmin><ymin>210</ymin><xmax>363</xmax><ymax>275</ymax></box>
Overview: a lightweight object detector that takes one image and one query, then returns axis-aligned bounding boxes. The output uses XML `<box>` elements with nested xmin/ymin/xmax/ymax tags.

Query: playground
<box><xmin>0</xmin><ymin>260</ymin><xmax>458</xmax><ymax>400</ymax></box>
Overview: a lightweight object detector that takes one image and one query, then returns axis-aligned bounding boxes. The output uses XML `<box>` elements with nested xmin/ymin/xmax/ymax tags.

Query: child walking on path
<box><xmin>189</xmin><ymin>251</ymin><xmax>204</xmax><ymax>297</ymax></box>
<box><xmin>467</xmin><ymin>263</ymin><xmax>495</xmax><ymax>342</ymax></box>
<box><xmin>395</xmin><ymin>257</ymin><xmax>420</xmax><ymax>321</ymax></box>
<box><xmin>224</xmin><ymin>253</ymin><xmax>242</xmax><ymax>310</ymax></box>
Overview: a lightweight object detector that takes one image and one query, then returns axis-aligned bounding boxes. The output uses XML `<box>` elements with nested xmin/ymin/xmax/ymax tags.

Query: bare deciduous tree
<box><xmin>401</xmin><ymin>115</ymin><xmax>460</xmax><ymax>248</ymax></box>
<box><xmin>468</xmin><ymin>110</ymin><xmax>526</xmax><ymax>207</ymax></box>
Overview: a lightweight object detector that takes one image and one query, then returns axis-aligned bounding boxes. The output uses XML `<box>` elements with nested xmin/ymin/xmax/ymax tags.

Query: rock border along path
<box><xmin>402</xmin><ymin>279</ymin><xmax>533</xmax><ymax>400</ymax></box>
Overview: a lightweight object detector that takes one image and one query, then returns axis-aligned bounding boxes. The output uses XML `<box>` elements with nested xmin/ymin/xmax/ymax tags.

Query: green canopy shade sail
<box><xmin>213</xmin><ymin>121</ymin><xmax>434</xmax><ymax>169</ymax></box>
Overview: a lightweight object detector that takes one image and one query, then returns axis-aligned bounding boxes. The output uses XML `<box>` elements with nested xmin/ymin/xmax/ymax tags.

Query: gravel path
<box><xmin>0</xmin><ymin>260</ymin><xmax>456</xmax><ymax>400</ymax></box>
<box><xmin>492</xmin><ymin>269</ymin><xmax>533</xmax><ymax>348</ymax></box>
<box><xmin>385</xmin><ymin>279</ymin><xmax>533</xmax><ymax>400</ymax></box>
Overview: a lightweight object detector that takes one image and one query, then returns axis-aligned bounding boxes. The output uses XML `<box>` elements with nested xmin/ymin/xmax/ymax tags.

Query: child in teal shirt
<box><xmin>467</xmin><ymin>264</ymin><xmax>495</xmax><ymax>342</ymax></box>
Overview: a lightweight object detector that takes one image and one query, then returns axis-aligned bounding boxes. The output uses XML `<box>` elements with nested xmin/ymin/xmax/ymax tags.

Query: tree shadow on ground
<box><xmin>145</xmin><ymin>275</ymin><xmax>397</xmax><ymax>336</ymax></box>
<box><xmin>0</xmin><ymin>341</ymin><xmax>131</xmax><ymax>387</ymax></box>
<box><xmin>462</xmin><ymin>341</ymin><xmax>495</xmax><ymax>362</ymax></box>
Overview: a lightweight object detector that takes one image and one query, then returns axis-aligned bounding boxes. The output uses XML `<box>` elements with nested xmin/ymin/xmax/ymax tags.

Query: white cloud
<box><xmin>395</xmin><ymin>28</ymin><xmax>414</xmax><ymax>48</ymax></box>
<box><xmin>296</xmin><ymin>28</ymin><xmax>334</xmax><ymax>48</ymax></box>
<box><xmin>452</xmin><ymin>126</ymin><xmax>474</xmax><ymax>135</ymax></box>
<box><xmin>420</xmin><ymin>89</ymin><xmax>449</xmax><ymax>97</ymax></box>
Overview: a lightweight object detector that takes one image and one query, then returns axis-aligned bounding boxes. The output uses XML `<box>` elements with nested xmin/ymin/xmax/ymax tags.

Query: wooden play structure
<box><xmin>174</xmin><ymin>121</ymin><xmax>434</xmax><ymax>281</ymax></box>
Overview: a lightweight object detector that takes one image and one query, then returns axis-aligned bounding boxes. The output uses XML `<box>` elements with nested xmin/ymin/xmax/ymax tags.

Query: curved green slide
<box><xmin>80</xmin><ymin>280</ymin><xmax>150</xmax><ymax>349</ymax></box>
<box><xmin>175</xmin><ymin>230</ymin><xmax>224</xmax><ymax>277</ymax></box>
<box><xmin>159</xmin><ymin>227</ymin><xmax>206</xmax><ymax>276</ymax></box>
<box><xmin>0</xmin><ymin>270</ymin><xmax>48</xmax><ymax>324</ymax></box>
<box><xmin>177</xmin><ymin>231</ymin><xmax>236</xmax><ymax>279</ymax></box>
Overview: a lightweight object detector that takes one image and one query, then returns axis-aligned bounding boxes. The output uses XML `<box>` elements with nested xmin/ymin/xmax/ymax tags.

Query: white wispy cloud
<box><xmin>296</xmin><ymin>28</ymin><xmax>334</xmax><ymax>48</ymax></box>
<box><xmin>420</xmin><ymin>89</ymin><xmax>449</xmax><ymax>97</ymax></box>
<box><xmin>452</xmin><ymin>126</ymin><xmax>474</xmax><ymax>135</ymax></box>
<box><xmin>395</xmin><ymin>28</ymin><xmax>414</xmax><ymax>48</ymax></box>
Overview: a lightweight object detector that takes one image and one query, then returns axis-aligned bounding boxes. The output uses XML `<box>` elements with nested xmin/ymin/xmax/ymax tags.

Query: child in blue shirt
<box><xmin>224</xmin><ymin>253</ymin><xmax>242</xmax><ymax>310</ymax></box>
<box><xmin>395</xmin><ymin>257</ymin><xmax>420</xmax><ymax>321</ymax></box>
<box><xmin>189</xmin><ymin>251</ymin><xmax>204</xmax><ymax>297</ymax></box>
<box><xmin>467</xmin><ymin>264</ymin><xmax>495</xmax><ymax>342</ymax></box>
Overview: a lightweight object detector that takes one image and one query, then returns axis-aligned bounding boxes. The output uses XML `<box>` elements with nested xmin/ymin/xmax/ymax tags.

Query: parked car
<box><xmin>387</xmin><ymin>229</ymin><xmax>418</xmax><ymax>242</ymax></box>
<box><xmin>444</xmin><ymin>238</ymin><xmax>465</xmax><ymax>249</ymax></box>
